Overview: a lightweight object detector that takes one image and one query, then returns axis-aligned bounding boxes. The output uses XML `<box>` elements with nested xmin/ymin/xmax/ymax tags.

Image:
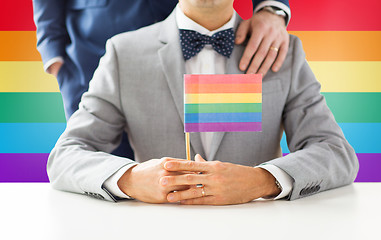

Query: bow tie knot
<box><xmin>180</xmin><ymin>28</ymin><xmax>235</xmax><ymax>60</ymax></box>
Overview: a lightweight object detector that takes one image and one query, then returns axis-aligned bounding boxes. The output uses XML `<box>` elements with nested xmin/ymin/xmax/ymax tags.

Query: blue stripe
<box><xmin>0</xmin><ymin>123</ymin><xmax>66</xmax><ymax>153</ymax></box>
<box><xmin>185</xmin><ymin>112</ymin><xmax>262</xmax><ymax>123</ymax></box>
<box><xmin>0</xmin><ymin>123</ymin><xmax>379</xmax><ymax>153</ymax></box>
<box><xmin>280</xmin><ymin>123</ymin><xmax>381</xmax><ymax>153</ymax></box>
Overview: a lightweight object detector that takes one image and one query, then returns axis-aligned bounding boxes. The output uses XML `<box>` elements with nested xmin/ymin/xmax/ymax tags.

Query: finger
<box><xmin>164</xmin><ymin>160</ymin><xmax>210</xmax><ymax>172</ymax></box>
<box><xmin>235</xmin><ymin>19</ymin><xmax>251</xmax><ymax>45</ymax></box>
<box><xmin>271</xmin><ymin>41</ymin><xmax>288</xmax><ymax>72</ymax></box>
<box><xmin>257</xmin><ymin>44</ymin><xmax>280</xmax><ymax>76</ymax></box>
<box><xmin>180</xmin><ymin>196</ymin><xmax>217</xmax><ymax>205</ymax></box>
<box><xmin>170</xmin><ymin>185</ymin><xmax>191</xmax><ymax>192</ymax></box>
<box><xmin>160</xmin><ymin>157</ymin><xmax>188</xmax><ymax>168</ymax></box>
<box><xmin>161</xmin><ymin>157</ymin><xmax>188</xmax><ymax>162</ymax></box>
<box><xmin>239</xmin><ymin>31</ymin><xmax>263</xmax><ymax>71</ymax></box>
<box><xmin>167</xmin><ymin>171</ymin><xmax>193</xmax><ymax>176</ymax></box>
<box><xmin>246</xmin><ymin>36</ymin><xmax>272</xmax><ymax>74</ymax></box>
<box><xmin>160</xmin><ymin>173</ymin><xmax>207</xmax><ymax>187</ymax></box>
<box><xmin>194</xmin><ymin>154</ymin><xmax>206</xmax><ymax>162</ymax></box>
<box><xmin>167</xmin><ymin>185</ymin><xmax>208</xmax><ymax>202</ymax></box>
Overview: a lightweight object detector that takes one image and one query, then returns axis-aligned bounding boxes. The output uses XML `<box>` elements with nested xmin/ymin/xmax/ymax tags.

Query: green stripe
<box><xmin>322</xmin><ymin>93</ymin><xmax>381</xmax><ymax>123</ymax></box>
<box><xmin>0</xmin><ymin>93</ymin><xmax>65</xmax><ymax>123</ymax></box>
<box><xmin>185</xmin><ymin>103</ymin><xmax>262</xmax><ymax>113</ymax></box>
<box><xmin>0</xmin><ymin>92</ymin><xmax>379</xmax><ymax>123</ymax></box>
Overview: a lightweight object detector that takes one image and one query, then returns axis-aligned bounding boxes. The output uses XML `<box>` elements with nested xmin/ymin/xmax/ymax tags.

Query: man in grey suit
<box><xmin>48</xmin><ymin>0</ymin><xmax>358</xmax><ymax>205</ymax></box>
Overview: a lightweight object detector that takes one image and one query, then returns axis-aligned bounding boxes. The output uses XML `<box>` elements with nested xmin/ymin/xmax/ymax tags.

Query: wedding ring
<box><xmin>270</xmin><ymin>46</ymin><xmax>279</xmax><ymax>52</ymax></box>
<box><xmin>201</xmin><ymin>186</ymin><xmax>205</xmax><ymax>197</ymax></box>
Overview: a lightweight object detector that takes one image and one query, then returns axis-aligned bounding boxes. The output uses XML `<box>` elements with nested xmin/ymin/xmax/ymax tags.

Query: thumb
<box><xmin>235</xmin><ymin>19</ymin><xmax>250</xmax><ymax>44</ymax></box>
<box><xmin>195</xmin><ymin>154</ymin><xmax>206</xmax><ymax>162</ymax></box>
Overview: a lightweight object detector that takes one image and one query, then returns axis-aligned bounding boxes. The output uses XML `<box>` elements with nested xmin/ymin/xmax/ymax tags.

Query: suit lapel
<box><xmin>157</xmin><ymin>11</ymin><xmax>205</xmax><ymax>159</ymax></box>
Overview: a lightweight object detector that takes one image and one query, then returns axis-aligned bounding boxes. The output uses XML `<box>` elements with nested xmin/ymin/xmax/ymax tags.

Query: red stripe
<box><xmin>185</xmin><ymin>74</ymin><xmax>262</xmax><ymax>85</ymax></box>
<box><xmin>1</xmin><ymin>0</ymin><xmax>380</xmax><ymax>31</ymax></box>
<box><xmin>288</xmin><ymin>0</ymin><xmax>381</xmax><ymax>31</ymax></box>
<box><xmin>0</xmin><ymin>0</ymin><xmax>36</xmax><ymax>31</ymax></box>
<box><xmin>185</xmin><ymin>83</ymin><xmax>262</xmax><ymax>94</ymax></box>
<box><xmin>233</xmin><ymin>0</ymin><xmax>253</xmax><ymax>20</ymax></box>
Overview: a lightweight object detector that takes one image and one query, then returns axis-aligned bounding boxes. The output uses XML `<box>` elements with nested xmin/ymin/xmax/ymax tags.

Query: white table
<box><xmin>0</xmin><ymin>183</ymin><xmax>379</xmax><ymax>240</ymax></box>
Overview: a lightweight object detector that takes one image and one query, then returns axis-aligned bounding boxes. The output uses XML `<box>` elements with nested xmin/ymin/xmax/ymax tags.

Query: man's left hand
<box><xmin>235</xmin><ymin>10</ymin><xmax>289</xmax><ymax>76</ymax></box>
<box><xmin>161</xmin><ymin>154</ymin><xmax>281</xmax><ymax>205</ymax></box>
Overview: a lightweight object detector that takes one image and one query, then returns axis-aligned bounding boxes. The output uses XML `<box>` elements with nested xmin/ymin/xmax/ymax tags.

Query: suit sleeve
<box><xmin>264</xmin><ymin>36</ymin><xmax>359</xmax><ymax>200</ymax></box>
<box><xmin>254</xmin><ymin>0</ymin><xmax>289</xmax><ymax>8</ymax></box>
<box><xmin>47</xmin><ymin>39</ymin><xmax>136</xmax><ymax>202</ymax></box>
<box><xmin>253</xmin><ymin>0</ymin><xmax>291</xmax><ymax>25</ymax></box>
<box><xmin>32</xmin><ymin>0</ymin><xmax>69</xmax><ymax>65</ymax></box>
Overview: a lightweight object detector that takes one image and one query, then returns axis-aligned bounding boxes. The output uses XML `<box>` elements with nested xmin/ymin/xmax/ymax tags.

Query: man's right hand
<box><xmin>47</xmin><ymin>61</ymin><xmax>63</xmax><ymax>78</ymax></box>
<box><xmin>117</xmin><ymin>157</ymin><xmax>191</xmax><ymax>203</ymax></box>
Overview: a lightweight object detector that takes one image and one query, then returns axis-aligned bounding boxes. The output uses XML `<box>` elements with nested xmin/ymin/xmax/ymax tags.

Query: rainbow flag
<box><xmin>0</xmin><ymin>0</ymin><xmax>380</xmax><ymax>182</ymax></box>
<box><xmin>184</xmin><ymin>74</ymin><xmax>262</xmax><ymax>132</ymax></box>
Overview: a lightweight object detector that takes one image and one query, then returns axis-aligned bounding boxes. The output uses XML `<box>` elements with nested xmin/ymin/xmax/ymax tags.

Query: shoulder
<box><xmin>109</xmin><ymin>22</ymin><xmax>164</xmax><ymax>55</ymax></box>
<box><xmin>287</xmin><ymin>34</ymin><xmax>306</xmax><ymax>61</ymax></box>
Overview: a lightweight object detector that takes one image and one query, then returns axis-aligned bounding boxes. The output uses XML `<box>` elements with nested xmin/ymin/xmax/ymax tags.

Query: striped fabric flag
<box><xmin>184</xmin><ymin>74</ymin><xmax>262</xmax><ymax>132</ymax></box>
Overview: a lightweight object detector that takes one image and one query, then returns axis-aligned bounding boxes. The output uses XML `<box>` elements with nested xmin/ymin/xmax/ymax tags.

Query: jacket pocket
<box><xmin>67</xmin><ymin>0</ymin><xmax>108</xmax><ymax>10</ymax></box>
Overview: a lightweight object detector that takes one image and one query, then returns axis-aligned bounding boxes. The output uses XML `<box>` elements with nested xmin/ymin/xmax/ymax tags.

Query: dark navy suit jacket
<box><xmin>33</xmin><ymin>0</ymin><xmax>289</xmax><ymax>157</ymax></box>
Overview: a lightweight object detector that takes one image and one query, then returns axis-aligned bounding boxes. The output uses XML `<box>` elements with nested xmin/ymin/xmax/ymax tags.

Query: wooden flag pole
<box><xmin>185</xmin><ymin>132</ymin><xmax>191</xmax><ymax>160</ymax></box>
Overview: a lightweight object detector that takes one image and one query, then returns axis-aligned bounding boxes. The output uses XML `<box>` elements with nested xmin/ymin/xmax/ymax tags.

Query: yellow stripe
<box><xmin>185</xmin><ymin>93</ymin><xmax>262</xmax><ymax>104</ymax></box>
<box><xmin>0</xmin><ymin>61</ymin><xmax>59</xmax><ymax>92</ymax></box>
<box><xmin>2</xmin><ymin>61</ymin><xmax>379</xmax><ymax>93</ymax></box>
<box><xmin>309</xmin><ymin>61</ymin><xmax>381</xmax><ymax>92</ymax></box>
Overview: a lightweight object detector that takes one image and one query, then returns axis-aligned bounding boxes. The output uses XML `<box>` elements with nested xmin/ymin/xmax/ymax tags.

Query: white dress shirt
<box><xmin>104</xmin><ymin>4</ymin><xmax>293</xmax><ymax>200</ymax></box>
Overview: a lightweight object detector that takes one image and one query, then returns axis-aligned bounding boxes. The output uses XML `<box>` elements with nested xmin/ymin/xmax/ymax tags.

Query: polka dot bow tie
<box><xmin>179</xmin><ymin>28</ymin><xmax>235</xmax><ymax>60</ymax></box>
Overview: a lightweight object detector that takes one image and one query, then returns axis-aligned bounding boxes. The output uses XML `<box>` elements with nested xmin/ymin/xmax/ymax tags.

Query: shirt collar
<box><xmin>175</xmin><ymin>4</ymin><xmax>236</xmax><ymax>36</ymax></box>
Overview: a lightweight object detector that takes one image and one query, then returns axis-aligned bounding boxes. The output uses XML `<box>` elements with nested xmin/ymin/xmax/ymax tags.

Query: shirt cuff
<box><xmin>257</xmin><ymin>164</ymin><xmax>293</xmax><ymax>200</ymax></box>
<box><xmin>254</xmin><ymin>0</ymin><xmax>291</xmax><ymax>26</ymax></box>
<box><xmin>44</xmin><ymin>56</ymin><xmax>64</xmax><ymax>72</ymax></box>
<box><xmin>103</xmin><ymin>163</ymin><xmax>138</xmax><ymax>199</ymax></box>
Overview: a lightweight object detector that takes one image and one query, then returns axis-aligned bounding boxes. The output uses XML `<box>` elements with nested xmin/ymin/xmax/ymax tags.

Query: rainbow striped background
<box><xmin>184</xmin><ymin>74</ymin><xmax>262</xmax><ymax>132</ymax></box>
<box><xmin>0</xmin><ymin>0</ymin><xmax>380</xmax><ymax>182</ymax></box>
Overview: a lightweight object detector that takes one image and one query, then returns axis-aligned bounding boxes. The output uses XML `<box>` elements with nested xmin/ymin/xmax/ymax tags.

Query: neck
<box><xmin>179</xmin><ymin>2</ymin><xmax>234</xmax><ymax>31</ymax></box>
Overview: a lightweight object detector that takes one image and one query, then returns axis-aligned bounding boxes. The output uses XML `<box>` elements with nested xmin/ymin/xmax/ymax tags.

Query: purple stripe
<box><xmin>185</xmin><ymin>122</ymin><xmax>262</xmax><ymax>132</ymax></box>
<box><xmin>282</xmin><ymin>153</ymin><xmax>381</xmax><ymax>182</ymax></box>
<box><xmin>0</xmin><ymin>153</ymin><xmax>379</xmax><ymax>182</ymax></box>
<box><xmin>0</xmin><ymin>153</ymin><xmax>49</xmax><ymax>182</ymax></box>
<box><xmin>354</xmin><ymin>153</ymin><xmax>381</xmax><ymax>182</ymax></box>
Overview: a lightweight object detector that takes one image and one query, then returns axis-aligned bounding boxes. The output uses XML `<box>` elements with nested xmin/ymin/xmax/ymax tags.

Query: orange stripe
<box><xmin>1</xmin><ymin>31</ymin><xmax>380</xmax><ymax>61</ymax></box>
<box><xmin>289</xmin><ymin>31</ymin><xmax>381</xmax><ymax>61</ymax></box>
<box><xmin>0</xmin><ymin>31</ymin><xmax>41</xmax><ymax>61</ymax></box>
<box><xmin>185</xmin><ymin>83</ymin><xmax>262</xmax><ymax>93</ymax></box>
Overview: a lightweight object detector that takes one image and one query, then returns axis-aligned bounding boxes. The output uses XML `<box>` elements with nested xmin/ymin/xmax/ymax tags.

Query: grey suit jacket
<box><xmin>48</xmin><ymin>11</ymin><xmax>358</xmax><ymax>202</ymax></box>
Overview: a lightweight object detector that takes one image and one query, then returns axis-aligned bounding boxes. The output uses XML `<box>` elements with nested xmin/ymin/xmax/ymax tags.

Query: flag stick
<box><xmin>185</xmin><ymin>132</ymin><xmax>191</xmax><ymax>160</ymax></box>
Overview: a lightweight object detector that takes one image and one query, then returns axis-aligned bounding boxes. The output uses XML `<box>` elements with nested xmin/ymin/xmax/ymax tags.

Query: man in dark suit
<box><xmin>33</xmin><ymin>0</ymin><xmax>290</xmax><ymax>158</ymax></box>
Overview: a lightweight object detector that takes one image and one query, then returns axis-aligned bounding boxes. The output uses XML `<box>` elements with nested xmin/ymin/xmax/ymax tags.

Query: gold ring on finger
<box><xmin>270</xmin><ymin>46</ymin><xmax>279</xmax><ymax>52</ymax></box>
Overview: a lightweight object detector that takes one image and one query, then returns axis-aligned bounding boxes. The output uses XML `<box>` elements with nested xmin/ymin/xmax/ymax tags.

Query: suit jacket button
<box><xmin>300</xmin><ymin>188</ymin><xmax>306</xmax><ymax>195</ymax></box>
